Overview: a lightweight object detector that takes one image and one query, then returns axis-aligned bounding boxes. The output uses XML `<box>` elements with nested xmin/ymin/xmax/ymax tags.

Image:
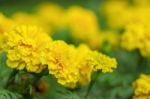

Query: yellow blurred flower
<box><xmin>3</xmin><ymin>25</ymin><xmax>52</xmax><ymax>73</ymax></box>
<box><xmin>133</xmin><ymin>74</ymin><xmax>150</xmax><ymax>99</ymax></box>
<box><xmin>36</xmin><ymin>3</ymin><xmax>65</xmax><ymax>31</ymax></box>
<box><xmin>121</xmin><ymin>23</ymin><xmax>150</xmax><ymax>57</ymax></box>
<box><xmin>133</xmin><ymin>0</ymin><xmax>150</xmax><ymax>6</ymax></box>
<box><xmin>66</xmin><ymin>6</ymin><xmax>102</xmax><ymax>49</ymax></box>
<box><xmin>101</xmin><ymin>1</ymin><xmax>129</xmax><ymax>29</ymax></box>
<box><xmin>12</xmin><ymin>12</ymin><xmax>36</xmax><ymax>25</ymax></box>
<box><xmin>0</xmin><ymin>13</ymin><xmax>15</xmax><ymax>33</ymax></box>
<box><xmin>101</xmin><ymin>1</ymin><xmax>150</xmax><ymax>29</ymax></box>
<box><xmin>12</xmin><ymin>12</ymin><xmax>52</xmax><ymax>33</ymax></box>
<box><xmin>0</xmin><ymin>13</ymin><xmax>15</xmax><ymax>52</ymax></box>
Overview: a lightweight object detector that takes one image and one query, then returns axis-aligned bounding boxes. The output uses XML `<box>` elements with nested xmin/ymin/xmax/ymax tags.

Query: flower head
<box><xmin>47</xmin><ymin>41</ymin><xmax>79</xmax><ymax>88</ymax></box>
<box><xmin>0</xmin><ymin>13</ymin><xmax>15</xmax><ymax>52</ymax></box>
<box><xmin>133</xmin><ymin>74</ymin><xmax>150</xmax><ymax>99</ymax></box>
<box><xmin>121</xmin><ymin>23</ymin><xmax>150</xmax><ymax>57</ymax></box>
<box><xmin>36</xmin><ymin>3</ymin><xmax>65</xmax><ymax>30</ymax></box>
<box><xmin>12</xmin><ymin>12</ymin><xmax>52</xmax><ymax>33</ymax></box>
<box><xmin>0</xmin><ymin>13</ymin><xmax>15</xmax><ymax>34</ymax></box>
<box><xmin>3</xmin><ymin>25</ymin><xmax>52</xmax><ymax>73</ymax></box>
<box><xmin>66</xmin><ymin>6</ymin><xmax>102</xmax><ymax>49</ymax></box>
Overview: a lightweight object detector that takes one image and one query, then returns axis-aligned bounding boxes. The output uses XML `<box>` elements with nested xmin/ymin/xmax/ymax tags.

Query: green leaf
<box><xmin>0</xmin><ymin>53</ymin><xmax>12</xmax><ymax>88</ymax></box>
<box><xmin>29</xmin><ymin>85</ymin><xmax>33</xmax><ymax>95</ymax></box>
<box><xmin>0</xmin><ymin>89</ymin><xmax>22</xmax><ymax>99</ymax></box>
<box><xmin>55</xmin><ymin>90</ymin><xmax>80</xmax><ymax>99</ymax></box>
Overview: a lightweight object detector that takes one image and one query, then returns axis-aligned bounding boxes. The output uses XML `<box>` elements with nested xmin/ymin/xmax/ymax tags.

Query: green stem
<box><xmin>137</xmin><ymin>54</ymin><xmax>145</xmax><ymax>73</ymax></box>
<box><xmin>4</xmin><ymin>69</ymin><xmax>18</xmax><ymax>89</ymax></box>
<box><xmin>85</xmin><ymin>72</ymin><xmax>100</xmax><ymax>99</ymax></box>
<box><xmin>85</xmin><ymin>82</ymin><xmax>94</xmax><ymax>99</ymax></box>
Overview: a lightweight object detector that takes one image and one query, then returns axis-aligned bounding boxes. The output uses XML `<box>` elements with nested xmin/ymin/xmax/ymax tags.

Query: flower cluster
<box><xmin>0</xmin><ymin>3</ymin><xmax>123</xmax><ymax>50</ymax></box>
<box><xmin>44</xmin><ymin>41</ymin><xmax>117</xmax><ymax>88</ymax></box>
<box><xmin>133</xmin><ymin>74</ymin><xmax>150</xmax><ymax>99</ymax></box>
<box><xmin>101</xmin><ymin>0</ymin><xmax>150</xmax><ymax>56</ymax></box>
<box><xmin>1</xmin><ymin>25</ymin><xmax>117</xmax><ymax>88</ymax></box>
<box><xmin>101</xmin><ymin>0</ymin><xmax>150</xmax><ymax>30</ymax></box>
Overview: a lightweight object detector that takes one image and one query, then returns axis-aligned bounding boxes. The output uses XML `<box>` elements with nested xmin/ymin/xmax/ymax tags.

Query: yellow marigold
<box><xmin>36</xmin><ymin>3</ymin><xmax>65</xmax><ymax>30</ymax></box>
<box><xmin>133</xmin><ymin>0</ymin><xmax>150</xmax><ymax>6</ymax></box>
<box><xmin>76</xmin><ymin>44</ymin><xmax>117</xmax><ymax>85</ymax></box>
<box><xmin>3</xmin><ymin>25</ymin><xmax>52</xmax><ymax>73</ymax></box>
<box><xmin>0</xmin><ymin>13</ymin><xmax>15</xmax><ymax>52</ymax></box>
<box><xmin>101</xmin><ymin>1</ymin><xmax>150</xmax><ymax>29</ymax></box>
<box><xmin>45</xmin><ymin>41</ymin><xmax>117</xmax><ymax>88</ymax></box>
<box><xmin>92</xmin><ymin>51</ymin><xmax>117</xmax><ymax>73</ymax></box>
<box><xmin>76</xmin><ymin>44</ymin><xmax>94</xmax><ymax>86</ymax></box>
<box><xmin>46</xmin><ymin>41</ymin><xmax>79</xmax><ymax>88</ymax></box>
<box><xmin>0</xmin><ymin>13</ymin><xmax>15</xmax><ymax>33</ymax></box>
<box><xmin>66</xmin><ymin>6</ymin><xmax>102</xmax><ymax>49</ymax></box>
<box><xmin>12</xmin><ymin>12</ymin><xmax>52</xmax><ymax>33</ymax></box>
<box><xmin>101</xmin><ymin>1</ymin><xmax>130</xmax><ymax>29</ymax></box>
<box><xmin>121</xmin><ymin>23</ymin><xmax>150</xmax><ymax>57</ymax></box>
<box><xmin>121</xmin><ymin>23</ymin><xmax>142</xmax><ymax>51</ymax></box>
<box><xmin>12</xmin><ymin>12</ymin><xmax>36</xmax><ymax>25</ymax></box>
<box><xmin>133</xmin><ymin>74</ymin><xmax>150</xmax><ymax>99</ymax></box>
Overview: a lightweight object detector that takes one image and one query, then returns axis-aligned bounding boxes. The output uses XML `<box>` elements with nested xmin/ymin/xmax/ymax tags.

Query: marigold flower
<box><xmin>0</xmin><ymin>13</ymin><xmax>15</xmax><ymax>34</ymax></box>
<box><xmin>47</xmin><ymin>41</ymin><xmax>79</xmax><ymax>88</ymax></box>
<box><xmin>121</xmin><ymin>23</ymin><xmax>150</xmax><ymax>57</ymax></box>
<box><xmin>12</xmin><ymin>12</ymin><xmax>52</xmax><ymax>33</ymax></box>
<box><xmin>12</xmin><ymin>12</ymin><xmax>36</xmax><ymax>25</ymax></box>
<box><xmin>76</xmin><ymin>44</ymin><xmax>117</xmax><ymax>85</ymax></box>
<box><xmin>92</xmin><ymin>51</ymin><xmax>117</xmax><ymax>73</ymax></box>
<box><xmin>0</xmin><ymin>13</ymin><xmax>15</xmax><ymax>52</ymax></box>
<box><xmin>133</xmin><ymin>0</ymin><xmax>150</xmax><ymax>6</ymax></box>
<box><xmin>101</xmin><ymin>1</ymin><xmax>129</xmax><ymax>29</ymax></box>
<box><xmin>45</xmin><ymin>41</ymin><xmax>117</xmax><ymax>88</ymax></box>
<box><xmin>101</xmin><ymin>1</ymin><xmax>150</xmax><ymax>29</ymax></box>
<box><xmin>36</xmin><ymin>3</ymin><xmax>65</xmax><ymax>30</ymax></box>
<box><xmin>76</xmin><ymin>44</ymin><xmax>95</xmax><ymax>85</ymax></box>
<box><xmin>2</xmin><ymin>25</ymin><xmax>117</xmax><ymax>88</ymax></box>
<box><xmin>3</xmin><ymin>25</ymin><xmax>52</xmax><ymax>73</ymax></box>
<box><xmin>66</xmin><ymin>6</ymin><xmax>102</xmax><ymax>49</ymax></box>
<box><xmin>133</xmin><ymin>74</ymin><xmax>150</xmax><ymax>99</ymax></box>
